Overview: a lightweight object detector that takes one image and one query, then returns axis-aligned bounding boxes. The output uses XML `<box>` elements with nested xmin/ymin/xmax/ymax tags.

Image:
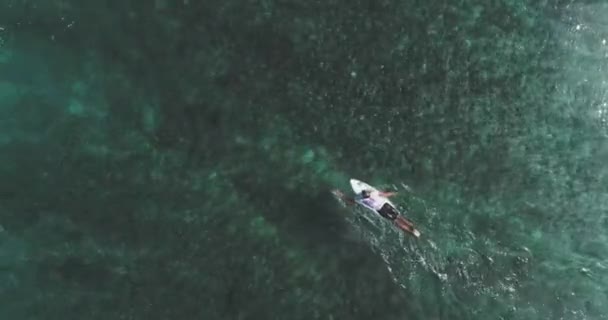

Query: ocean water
<box><xmin>1</xmin><ymin>1</ymin><xmax>608</xmax><ymax>319</ymax></box>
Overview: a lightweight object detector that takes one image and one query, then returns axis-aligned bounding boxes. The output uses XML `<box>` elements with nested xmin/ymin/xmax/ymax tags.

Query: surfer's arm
<box><xmin>378</xmin><ymin>191</ymin><xmax>397</xmax><ymax>197</ymax></box>
<box><xmin>332</xmin><ymin>189</ymin><xmax>355</xmax><ymax>205</ymax></box>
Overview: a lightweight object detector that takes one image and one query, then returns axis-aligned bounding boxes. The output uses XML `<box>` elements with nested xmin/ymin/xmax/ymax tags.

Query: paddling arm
<box><xmin>378</xmin><ymin>191</ymin><xmax>397</xmax><ymax>197</ymax></box>
<box><xmin>332</xmin><ymin>189</ymin><xmax>355</xmax><ymax>205</ymax></box>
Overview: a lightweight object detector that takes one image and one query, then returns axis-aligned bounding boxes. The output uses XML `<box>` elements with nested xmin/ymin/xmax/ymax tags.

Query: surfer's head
<box><xmin>361</xmin><ymin>190</ymin><xmax>371</xmax><ymax>198</ymax></box>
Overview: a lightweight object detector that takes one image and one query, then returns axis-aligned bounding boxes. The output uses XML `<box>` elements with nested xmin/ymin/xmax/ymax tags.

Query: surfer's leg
<box><xmin>395</xmin><ymin>215</ymin><xmax>414</xmax><ymax>227</ymax></box>
<box><xmin>394</xmin><ymin>218</ymin><xmax>415</xmax><ymax>233</ymax></box>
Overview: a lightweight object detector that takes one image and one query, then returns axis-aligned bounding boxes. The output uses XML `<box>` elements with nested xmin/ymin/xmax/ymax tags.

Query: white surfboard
<box><xmin>350</xmin><ymin>178</ymin><xmax>375</xmax><ymax>194</ymax></box>
<box><xmin>350</xmin><ymin>179</ymin><xmax>397</xmax><ymax>208</ymax></box>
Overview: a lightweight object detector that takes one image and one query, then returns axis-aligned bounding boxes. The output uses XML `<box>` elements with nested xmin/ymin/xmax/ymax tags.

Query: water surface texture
<box><xmin>1</xmin><ymin>1</ymin><xmax>608</xmax><ymax>319</ymax></box>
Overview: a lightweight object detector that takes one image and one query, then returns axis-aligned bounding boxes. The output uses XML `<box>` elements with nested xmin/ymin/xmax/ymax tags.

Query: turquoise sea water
<box><xmin>1</xmin><ymin>1</ymin><xmax>608</xmax><ymax>319</ymax></box>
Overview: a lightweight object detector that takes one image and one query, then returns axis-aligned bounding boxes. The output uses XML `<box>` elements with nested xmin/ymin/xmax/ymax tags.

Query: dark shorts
<box><xmin>378</xmin><ymin>203</ymin><xmax>399</xmax><ymax>220</ymax></box>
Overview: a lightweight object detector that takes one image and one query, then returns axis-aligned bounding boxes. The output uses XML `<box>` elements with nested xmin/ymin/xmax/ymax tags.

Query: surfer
<box><xmin>333</xmin><ymin>185</ymin><xmax>419</xmax><ymax>237</ymax></box>
<box><xmin>356</xmin><ymin>189</ymin><xmax>398</xmax><ymax>219</ymax></box>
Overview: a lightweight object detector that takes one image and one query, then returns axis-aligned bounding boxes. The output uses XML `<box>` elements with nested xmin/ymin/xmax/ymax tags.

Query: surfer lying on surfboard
<box><xmin>333</xmin><ymin>179</ymin><xmax>421</xmax><ymax>238</ymax></box>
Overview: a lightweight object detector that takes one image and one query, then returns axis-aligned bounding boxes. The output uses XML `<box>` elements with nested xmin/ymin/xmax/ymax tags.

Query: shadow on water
<box><xmin>231</xmin><ymin>172</ymin><xmax>351</xmax><ymax>248</ymax></box>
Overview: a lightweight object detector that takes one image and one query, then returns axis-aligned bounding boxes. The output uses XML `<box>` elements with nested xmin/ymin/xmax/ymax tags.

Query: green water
<box><xmin>1</xmin><ymin>1</ymin><xmax>608</xmax><ymax>319</ymax></box>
